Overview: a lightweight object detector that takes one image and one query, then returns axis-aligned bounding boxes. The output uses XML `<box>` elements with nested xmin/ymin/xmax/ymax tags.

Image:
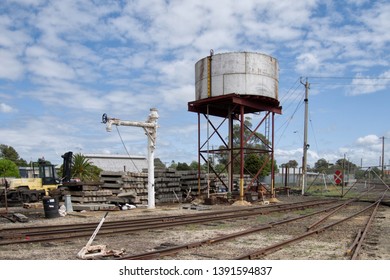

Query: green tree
<box><xmin>168</xmin><ymin>160</ymin><xmax>177</xmax><ymax>169</ymax></box>
<box><xmin>244</xmin><ymin>154</ymin><xmax>262</xmax><ymax>176</ymax></box>
<box><xmin>282</xmin><ymin>160</ymin><xmax>299</xmax><ymax>168</ymax></box>
<box><xmin>313</xmin><ymin>158</ymin><xmax>329</xmax><ymax>173</ymax></box>
<box><xmin>0</xmin><ymin>159</ymin><xmax>20</xmax><ymax>177</ymax></box>
<box><xmin>214</xmin><ymin>116</ymin><xmax>274</xmax><ymax>177</ymax></box>
<box><xmin>335</xmin><ymin>158</ymin><xmax>357</xmax><ymax>173</ymax></box>
<box><xmin>176</xmin><ymin>162</ymin><xmax>191</xmax><ymax>171</ymax></box>
<box><xmin>245</xmin><ymin>154</ymin><xmax>277</xmax><ymax>179</ymax></box>
<box><xmin>213</xmin><ymin>163</ymin><xmax>226</xmax><ymax>174</ymax></box>
<box><xmin>71</xmin><ymin>153</ymin><xmax>101</xmax><ymax>182</ymax></box>
<box><xmin>355</xmin><ymin>168</ymin><xmax>368</xmax><ymax>180</ymax></box>
<box><xmin>190</xmin><ymin>161</ymin><xmax>199</xmax><ymax>170</ymax></box>
<box><xmin>0</xmin><ymin>144</ymin><xmax>28</xmax><ymax>166</ymax></box>
<box><xmin>154</xmin><ymin>158</ymin><xmax>166</xmax><ymax>169</ymax></box>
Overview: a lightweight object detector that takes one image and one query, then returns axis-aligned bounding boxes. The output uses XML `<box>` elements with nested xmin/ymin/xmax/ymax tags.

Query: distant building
<box><xmin>84</xmin><ymin>154</ymin><xmax>148</xmax><ymax>172</ymax></box>
<box><xmin>19</xmin><ymin>166</ymin><xmax>36</xmax><ymax>178</ymax></box>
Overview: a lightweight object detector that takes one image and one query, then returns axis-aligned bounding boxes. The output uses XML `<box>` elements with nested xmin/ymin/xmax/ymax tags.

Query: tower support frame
<box><xmin>188</xmin><ymin>93</ymin><xmax>281</xmax><ymax>200</ymax></box>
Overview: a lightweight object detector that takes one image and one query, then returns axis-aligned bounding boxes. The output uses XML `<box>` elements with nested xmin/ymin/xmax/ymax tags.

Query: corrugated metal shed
<box><xmin>84</xmin><ymin>154</ymin><xmax>148</xmax><ymax>172</ymax></box>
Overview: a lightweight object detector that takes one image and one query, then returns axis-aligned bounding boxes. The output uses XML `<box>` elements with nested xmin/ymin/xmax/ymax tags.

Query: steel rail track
<box><xmin>119</xmin><ymin>192</ymin><xmax>386</xmax><ymax>260</ymax></box>
<box><xmin>0</xmin><ymin>199</ymin><xmax>338</xmax><ymax>245</ymax></box>
<box><xmin>120</xmin><ymin>194</ymin><xmax>385</xmax><ymax>260</ymax></box>
<box><xmin>350</xmin><ymin>203</ymin><xmax>379</xmax><ymax>260</ymax></box>
<box><xmin>118</xmin><ymin>201</ymin><xmax>349</xmax><ymax>260</ymax></box>
<box><xmin>1</xmin><ymin>199</ymin><xmax>333</xmax><ymax>233</ymax></box>
<box><xmin>236</xmin><ymin>199</ymin><xmax>383</xmax><ymax>260</ymax></box>
<box><xmin>349</xmin><ymin>190</ymin><xmax>388</xmax><ymax>259</ymax></box>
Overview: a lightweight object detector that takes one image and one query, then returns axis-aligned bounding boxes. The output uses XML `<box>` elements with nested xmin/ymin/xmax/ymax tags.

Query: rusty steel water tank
<box><xmin>195</xmin><ymin>52</ymin><xmax>279</xmax><ymax>101</ymax></box>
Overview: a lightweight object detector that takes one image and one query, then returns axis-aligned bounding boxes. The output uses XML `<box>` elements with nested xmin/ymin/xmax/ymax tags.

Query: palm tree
<box><xmin>71</xmin><ymin>153</ymin><xmax>101</xmax><ymax>182</ymax></box>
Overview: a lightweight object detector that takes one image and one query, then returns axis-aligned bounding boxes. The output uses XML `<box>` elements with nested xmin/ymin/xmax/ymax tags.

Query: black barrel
<box><xmin>42</xmin><ymin>196</ymin><xmax>59</xmax><ymax>218</ymax></box>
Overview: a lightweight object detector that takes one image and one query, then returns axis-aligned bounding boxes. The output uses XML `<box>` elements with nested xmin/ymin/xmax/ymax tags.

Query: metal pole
<box><xmin>207</xmin><ymin>49</ymin><xmax>213</xmax><ymax>98</ymax></box>
<box><xmin>271</xmin><ymin>112</ymin><xmax>275</xmax><ymax>197</ymax></box>
<box><xmin>228</xmin><ymin>108</ymin><xmax>233</xmax><ymax>193</ymax></box>
<box><xmin>240</xmin><ymin>105</ymin><xmax>245</xmax><ymax>201</ymax></box>
<box><xmin>3</xmin><ymin>178</ymin><xmax>8</xmax><ymax>214</ymax></box>
<box><xmin>147</xmin><ymin>134</ymin><xmax>155</xmax><ymax>209</ymax></box>
<box><xmin>381</xmin><ymin>136</ymin><xmax>385</xmax><ymax>178</ymax></box>
<box><xmin>301</xmin><ymin>78</ymin><xmax>309</xmax><ymax>195</ymax></box>
<box><xmin>197</xmin><ymin>113</ymin><xmax>201</xmax><ymax>195</ymax></box>
<box><xmin>206</xmin><ymin>104</ymin><xmax>210</xmax><ymax>199</ymax></box>
<box><xmin>342</xmin><ymin>153</ymin><xmax>346</xmax><ymax>197</ymax></box>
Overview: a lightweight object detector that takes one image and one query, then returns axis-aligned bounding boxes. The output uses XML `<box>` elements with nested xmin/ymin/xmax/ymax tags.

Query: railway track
<box><xmin>120</xmin><ymin>191</ymin><xmax>388</xmax><ymax>260</ymax></box>
<box><xmin>0</xmin><ymin>192</ymin><xmax>388</xmax><ymax>260</ymax></box>
<box><xmin>119</xmin><ymin>200</ymin><xmax>351</xmax><ymax>260</ymax></box>
<box><xmin>0</xmin><ymin>199</ymin><xmax>337</xmax><ymax>245</ymax></box>
<box><xmin>236</xmin><ymin>199</ymin><xmax>382</xmax><ymax>259</ymax></box>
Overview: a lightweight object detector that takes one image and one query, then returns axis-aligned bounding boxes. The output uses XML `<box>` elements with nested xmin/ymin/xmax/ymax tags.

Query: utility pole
<box><xmin>300</xmin><ymin>78</ymin><xmax>310</xmax><ymax>195</ymax></box>
<box><xmin>102</xmin><ymin>108</ymin><xmax>159</xmax><ymax>209</ymax></box>
<box><xmin>381</xmin><ymin>136</ymin><xmax>385</xmax><ymax>178</ymax></box>
<box><xmin>342</xmin><ymin>153</ymin><xmax>346</xmax><ymax>197</ymax></box>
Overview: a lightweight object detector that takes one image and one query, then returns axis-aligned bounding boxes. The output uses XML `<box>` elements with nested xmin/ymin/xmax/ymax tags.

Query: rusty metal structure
<box><xmin>188</xmin><ymin>51</ymin><xmax>282</xmax><ymax>201</ymax></box>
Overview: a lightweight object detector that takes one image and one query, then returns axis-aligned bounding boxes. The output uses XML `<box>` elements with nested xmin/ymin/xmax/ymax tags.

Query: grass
<box><xmin>288</xmin><ymin>184</ymin><xmax>359</xmax><ymax>198</ymax></box>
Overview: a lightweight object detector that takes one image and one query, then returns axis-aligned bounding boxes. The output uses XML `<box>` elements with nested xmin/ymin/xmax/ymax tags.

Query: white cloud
<box><xmin>29</xmin><ymin>57</ymin><xmax>76</xmax><ymax>80</ymax></box>
<box><xmin>33</xmin><ymin>1</ymin><xmax>118</xmax><ymax>43</ymax></box>
<box><xmin>289</xmin><ymin>1</ymin><xmax>390</xmax><ymax>79</ymax></box>
<box><xmin>358</xmin><ymin>2</ymin><xmax>390</xmax><ymax>49</ymax></box>
<box><xmin>0</xmin><ymin>116</ymin><xmax>80</xmax><ymax>162</ymax></box>
<box><xmin>346</xmin><ymin>0</ymin><xmax>369</xmax><ymax>6</ymax></box>
<box><xmin>0</xmin><ymin>0</ymin><xmax>389</xmax><ymax>167</ymax></box>
<box><xmin>356</xmin><ymin>135</ymin><xmax>380</xmax><ymax>146</ymax></box>
<box><xmin>104</xmin><ymin>90</ymin><xmax>156</xmax><ymax>115</ymax></box>
<box><xmin>0</xmin><ymin>102</ymin><xmax>15</xmax><ymax>113</ymax></box>
<box><xmin>7</xmin><ymin>0</ymin><xmax>47</xmax><ymax>5</ymax></box>
<box><xmin>295</xmin><ymin>53</ymin><xmax>322</xmax><ymax>74</ymax></box>
<box><xmin>0</xmin><ymin>49</ymin><xmax>24</xmax><ymax>80</ymax></box>
<box><xmin>160</xmin><ymin>84</ymin><xmax>194</xmax><ymax>109</ymax></box>
<box><xmin>347</xmin><ymin>70</ymin><xmax>390</xmax><ymax>95</ymax></box>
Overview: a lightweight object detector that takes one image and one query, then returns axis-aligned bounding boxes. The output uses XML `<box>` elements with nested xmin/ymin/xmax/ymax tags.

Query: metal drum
<box><xmin>42</xmin><ymin>196</ymin><xmax>59</xmax><ymax>218</ymax></box>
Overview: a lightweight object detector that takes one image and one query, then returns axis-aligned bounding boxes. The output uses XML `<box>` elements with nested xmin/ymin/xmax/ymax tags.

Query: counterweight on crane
<box><xmin>102</xmin><ymin>108</ymin><xmax>159</xmax><ymax>209</ymax></box>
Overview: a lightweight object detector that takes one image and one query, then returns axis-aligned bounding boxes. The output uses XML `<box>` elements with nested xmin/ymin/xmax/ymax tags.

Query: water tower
<box><xmin>188</xmin><ymin>51</ymin><xmax>282</xmax><ymax>201</ymax></box>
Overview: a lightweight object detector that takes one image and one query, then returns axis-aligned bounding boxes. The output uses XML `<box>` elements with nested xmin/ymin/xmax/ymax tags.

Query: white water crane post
<box><xmin>102</xmin><ymin>108</ymin><xmax>159</xmax><ymax>209</ymax></box>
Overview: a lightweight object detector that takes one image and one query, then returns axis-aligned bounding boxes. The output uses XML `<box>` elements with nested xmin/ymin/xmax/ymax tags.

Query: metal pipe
<box><xmin>197</xmin><ymin>113</ymin><xmax>201</xmax><ymax>195</ymax></box>
<box><xmin>228</xmin><ymin>108</ymin><xmax>233</xmax><ymax>193</ymax></box>
<box><xmin>271</xmin><ymin>112</ymin><xmax>275</xmax><ymax>197</ymax></box>
<box><xmin>207</xmin><ymin>49</ymin><xmax>213</xmax><ymax>98</ymax></box>
<box><xmin>240</xmin><ymin>105</ymin><xmax>245</xmax><ymax>201</ymax></box>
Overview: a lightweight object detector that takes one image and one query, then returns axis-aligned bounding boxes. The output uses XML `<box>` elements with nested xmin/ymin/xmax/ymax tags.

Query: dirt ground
<box><xmin>0</xmin><ymin>195</ymin><xmax>389</xmax><ymax>260</ymax></box>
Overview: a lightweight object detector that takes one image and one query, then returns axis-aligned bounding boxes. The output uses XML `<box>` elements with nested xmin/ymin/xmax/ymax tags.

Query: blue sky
<box><xmin>0</xmin><ymin>0</ymin><xmax>389</xmax><ymax>169</ymax></box>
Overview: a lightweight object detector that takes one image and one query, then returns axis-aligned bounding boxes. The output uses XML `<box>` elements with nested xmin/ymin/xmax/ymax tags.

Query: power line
<box><xmin>115</xmin><ymin>126</ymin><xmax>140</xmax><ymax>173</ymax></box>
<box><xmin>308</xmin><ymin>76</ymin><xmax>390</xmax><ymax>80</ymax></box>
<box><xmin>309</xmin><ymin>112</ymin><xmax>319</xmax><ymax>158</ymax></box>
<box><xmin>307</xmin><ymin>76</ymin><xmax>390</xmax><ymax>88</ymax></box>
<box><xmin>279</xmin><ymin>77</ymin><xmax>300</xmax><ymax>104</ymax></box>
<box><xmin>275</xmin><ymin>91</ymin><xmax>305</xmax><ymax>146</ymax></box>
<box><xmin>279</xmin><ymin>81</ymin><xmax>304</xmax><ymax>113</ymax></box>
<box><xmin>310</xmin><ymin>82</ymin><xmax>389</xmax><ymax>86</ymax></box>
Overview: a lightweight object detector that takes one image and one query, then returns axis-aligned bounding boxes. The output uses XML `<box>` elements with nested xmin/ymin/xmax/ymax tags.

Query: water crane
<box><xmin>102</xmin><ymin>108</ymin><xmax>159</xmax><ymax>209</ymax></box>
